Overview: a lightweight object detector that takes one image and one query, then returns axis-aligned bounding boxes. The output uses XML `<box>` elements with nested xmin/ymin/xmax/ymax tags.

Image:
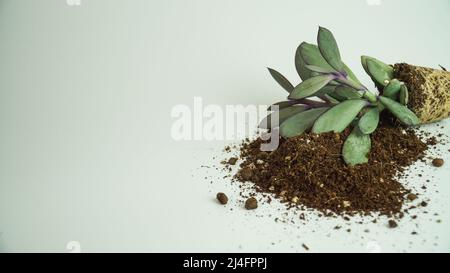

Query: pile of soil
<box><xmin>232</xmin><ymin>121</ymin><xmax>434</xmax><ymax>217</ymax></box>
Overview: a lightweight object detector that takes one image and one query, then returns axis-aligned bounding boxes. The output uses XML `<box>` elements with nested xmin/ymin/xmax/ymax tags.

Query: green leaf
<box><xmin>399</xmin><ymin>85</ymin><xmax>409</xmax><ymax>105</ymax></box>
<box><xmin>334</xmin><ymin>86</ymin><xmax>362</xmax><ymax>99</ymax></box>
<box><xmin>300</xmin><ymin>42</ymin><xmax>357</xmax><ymax>83</ymax></box>
<box><xmin>314</xmin><ymin>85</ymin><xmax>336</xmax><ymax>96</ymax></box>
<box><xmin>366</xmin><ymin>59</ymin><xmax>392</xmax><ymax>87</ymax></box>
<box><xmin>305</xmin><ymin>65</ymin><xmax>336</xmax><ymax>74</ymax></box>
<box><xmin>259</xmin><ymin>105</ymin><xmax>310</xmax><ymax>129</ymax></box>
<box><xmin>295</xmin><ymin>44</ymin><xmax>312</xmax><ymax>81</ymax></box>
<box><xmin>342</xmin><ymin>63</ymin><xmax>362</xmax><ymax>85</ymax></box>
<box><xmin>361</xmin><ymin>56</ymin><xmax>394</xmax><ymax>78</ymax></box>
<box><xmin>312</xmin><ymin>99</ymin><xmax>367</xmax><ymax>133</ymax></box>
<box><xmin>327</xmin><ymin>90</ymin><xmax>347</xmax><ymax>102</ymax></box>
<box><xmin>317</xmin><ymin>26</ymin><xmax>344</xmax><ymax>72</ymax></box>
<box><xmin>280</xmin><ymin>108</ymin><xmax>329</xmax><ymax>138</ymax></box>
<box><xmin>342</xmin><ymin>126</ymin><xmax>371</xmax><ymax>166</ymax></box>
<box><xmin>383</xmin><ymin>79</ymin><xmax>401</xmax><ymax>99</ymax></box>
<box><xmin>288</xmin><ymin>74</ymin><xmax>335</xmax><ymax>100</ymax></box>
<box><xmin>362</xmin><ymin>56</ymin><xmax>394</xmax><ymax>88</ymax></box>
<box><xmin>314</xmin><ymin>85</ymin><xmax>349</xmax><ymax>102</ymax></box>
<box><xmin>358</xmin><ymin>107</ymin><xmax>379</xmax><ymax>134</ymax></box>
<box><xmin>267</xmin><ymin>100</ymin><xmax>300</xmax><ymax>111</ymax></box>
<box><xmin>320</xmin><ymin>94</ymin><xmax>340</xmax><ymax>104</ymax></box>
<box><xmin>267</xmin><ymin>68</ymin><xmax>294</xmax><ymax>93</ymax></box>
<box><xmin>299</xmin><ymin>42</ymin><xmax>335</xmax><ymax>71</ymax></box>
<box><xmin>379</xmin><ymin>96</ymin><xmax>420</xmax><ymax>125</ymax></box>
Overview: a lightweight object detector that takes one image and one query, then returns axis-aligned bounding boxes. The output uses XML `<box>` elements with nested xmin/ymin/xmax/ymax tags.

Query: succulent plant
<box><xmin>261</xmin><ymin>27</ymin><xmax>420</xmax><ymax>166</ymax></box>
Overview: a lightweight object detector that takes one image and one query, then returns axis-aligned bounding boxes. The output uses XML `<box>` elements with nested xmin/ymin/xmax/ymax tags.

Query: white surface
<box><xmin>0</xmin><ymin>0</ymin><xmax>449</xmax><ymax>252</ymax></box>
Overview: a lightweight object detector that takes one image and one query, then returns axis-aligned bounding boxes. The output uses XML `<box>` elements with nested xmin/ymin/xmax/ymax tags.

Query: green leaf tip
<box><xmin>361</xmin><ymin>56</ymin><xmax>393</xmax><ymax>74</ymax></box>
<box><xmin>267</xmin><ymin>68</ymin><xmax>294</xmax><ymax>93</ymax></box>
<box><xmin>317</xmin><ymin>26</ymin><xmax>344</xmax><ymax>72</ymax></box>
<box><xmin>295</xmin><ymin>44</ymin><xmax>312</xmax><ymax>81</ymax></box>
<box><xmin>366</xmin><ymin>59</ymin><xmax>393</xmax><ymax>87</ymax></box>
<box><xmin>361</xmin><ymin>56</ymin><xmax>394</xmax><ymax>87</ymax></box>
<box><xmin>379</xmin><ymin>96</ymin><xmax>420</xmax><ymax>126</ymax></box>
<box><xmin>299</xmin><ymin>42</ymin><xmax>335</xmax><ymax>71</ymax></box>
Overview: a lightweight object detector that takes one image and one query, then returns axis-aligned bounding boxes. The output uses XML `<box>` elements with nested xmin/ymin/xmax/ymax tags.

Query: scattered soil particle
<box><xmin>420</xmin><ymin>201</ymin><xmax>428</xmax><ymax>207</ymax></box>
<box><xmin>216</xmin><ymin>192</ymin><xmax>228</xmax><ymax>205</ymax></box>
<box><xmin>407</xmin><ymin>193</ymin><xmax>418</xmax><ymax>201</ymax></box>
<box><xmin>432</xmin><ymin>158</ymin><xmax>444</xmax><ymax>167</ymax></box>
<box><xmin>245</xmin><ymin>197</ymin><xmax>258</xmax><ymax>210</ymax></box>
<box><xmin>228</xmin><ymin>157</ymin><xmax>238</xmax><ymax>165</ymax></box>
<box><xmin>234</xmin><ymin>122</ymin><xmax>430</xmax><ymax>216</ymax></box>
<box><xmin>388</xmin><ymin>220</ymin><xmax>398</xmax><ymax>228</ymax></box>
<box><xmin>426</xmin><ymin>137</ymin><xmax>438</xmax><ymax>146</ymax></box>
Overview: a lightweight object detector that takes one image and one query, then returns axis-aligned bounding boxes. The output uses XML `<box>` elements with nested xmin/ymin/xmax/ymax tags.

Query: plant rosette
<box><xmin>262</xmin><ymin>27</ymin><xmax>450</xmax><ymax>165</ymax></box>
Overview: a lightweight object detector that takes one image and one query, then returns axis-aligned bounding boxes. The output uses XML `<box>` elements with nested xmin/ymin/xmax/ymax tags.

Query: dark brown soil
<box><xmin>245</xmin><ymin>197</ymin><xmax>258</xmax><ymax>210</ymax></box>
<box><xmin>394</xmin><ymin>63</ymin><xmax>426</xmax><ymax>114</ymax></box>
<box><xmin>228</xmin><ymin>157</ymin><xmax>238</xmax><ymax>165</ymax></box>
<box><xmin>432</xmin><ymin>158</ymin><xmax>444</xmax><ymax>167</ymax></box>
<box><xmin>388</xmin><ymin>220</ymin><xmax>398</xmax><ymax>228</ymax></box>
<box><xmin>216</xmin><ymin>192</ymin><xmax>228</xmax><ymax>205</ymax></box>
<box><xmin>234</xmin><ymin>121</ymin><xmax>432</xmax><ymax>217</ymax></box>
<box><xmin>407</xmin><ymin>193</ymin><xmax>418</xmax><ymax>201</ymax></box>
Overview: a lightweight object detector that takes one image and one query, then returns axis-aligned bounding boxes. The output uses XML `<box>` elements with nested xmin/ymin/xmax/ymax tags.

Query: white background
<box><xmin>0</xmin><ymin>0</ymin><xmax>449</xmax><ymax>252</ymax></box>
